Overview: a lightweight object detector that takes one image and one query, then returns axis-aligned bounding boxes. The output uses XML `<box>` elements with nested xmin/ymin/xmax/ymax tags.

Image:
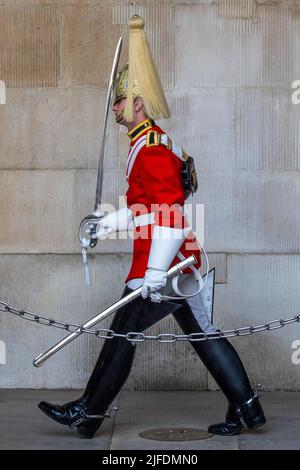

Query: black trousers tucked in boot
<box><xmin>38</xmin><ymin>286</ymin><xmax>180</xmax><ymax>437</ymax></box>
<box><xmin>171</xmin><ymin>298</ymin><xmax>266</xmax><ymax>435</ymax></box>
<box><xmin>39</xmin><ymin>287</ymin><xmax>266</xmax><ymax>438</ymax></box>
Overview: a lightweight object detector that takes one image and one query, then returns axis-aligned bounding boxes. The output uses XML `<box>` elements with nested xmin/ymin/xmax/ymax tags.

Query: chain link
<box><xmin>1</xmin><ymin>299</ymin><xmax>300</xmax><ymax>343</ymax></box>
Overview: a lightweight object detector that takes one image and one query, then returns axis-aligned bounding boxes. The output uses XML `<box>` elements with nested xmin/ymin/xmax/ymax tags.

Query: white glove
<box><xmin>141</xmin><ymin>268</ymin><xmax>168</xmax><ymax>303</ymax></box>
<box><xmin>92</xmin><ymin>207</ymin><xmax>133</xmax><ymax>240</ymax></box>
<box><xmin>141</xmin><ymin>224</ymin><xmax>192</xmax><ymax>302</ymax></box>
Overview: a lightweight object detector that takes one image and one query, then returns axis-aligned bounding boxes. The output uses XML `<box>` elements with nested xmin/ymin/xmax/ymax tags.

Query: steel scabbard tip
<box><xmin>33</xmin><ymin>355</ymin><xmax>43</xmax><ymax>367</ymax></box>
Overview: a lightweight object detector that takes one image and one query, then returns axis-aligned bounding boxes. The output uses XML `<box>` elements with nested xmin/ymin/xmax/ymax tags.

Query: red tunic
<box><xmin>125</xmin><ymin>120</ymin><xmax>201</xmax><ymax>283</ymax></box>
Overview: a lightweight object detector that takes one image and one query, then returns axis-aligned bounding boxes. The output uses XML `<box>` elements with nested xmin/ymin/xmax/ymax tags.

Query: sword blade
<box><xmin>94</xmin><ymin>36</ymin><xmax>123</xmax><ymax>213</ymax></box>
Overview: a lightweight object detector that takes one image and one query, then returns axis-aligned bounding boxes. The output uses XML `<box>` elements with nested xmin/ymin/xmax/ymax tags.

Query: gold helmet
<box><xmin>113</xmin><ymin>15</ymin><xmax>170</xmax><ymax>122</ymax></box>
<box><xmin>113</xmin><ymin>63</ymin><xmax>140</xmax><ymax>105</ymax></box>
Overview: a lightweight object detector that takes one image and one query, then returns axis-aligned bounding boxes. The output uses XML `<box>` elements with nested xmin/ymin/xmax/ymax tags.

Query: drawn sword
<box><xmin>78</xmin><ymin>36</ymin><xmax>123</xmax><ymax>286</ymax></box>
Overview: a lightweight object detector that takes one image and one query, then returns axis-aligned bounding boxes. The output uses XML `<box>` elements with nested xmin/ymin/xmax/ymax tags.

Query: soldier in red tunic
<box><xmin>38</xmin><ymin>15</ymin><xmax>266</xmax><ymax>439</ymax></box>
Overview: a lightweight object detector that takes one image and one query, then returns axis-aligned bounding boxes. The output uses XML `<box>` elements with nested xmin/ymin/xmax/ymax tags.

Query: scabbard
<box><xmin>33</xmin><ymin>255</ymin><xmax>197</xmax><ymax>367</ymax></box>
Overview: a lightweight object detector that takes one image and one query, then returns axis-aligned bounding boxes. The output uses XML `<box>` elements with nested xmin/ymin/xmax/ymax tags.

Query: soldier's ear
<box><xmin>133</xmin><ymin>97</ymin><xmax>144</xmax><ymax>112</ymax></box>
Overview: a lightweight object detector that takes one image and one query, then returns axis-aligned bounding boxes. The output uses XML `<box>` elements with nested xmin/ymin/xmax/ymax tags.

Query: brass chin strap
<box><xmin>115</xmin><ymin>110</ymin><xmax>125</xmax><ymax>124</ymax></box>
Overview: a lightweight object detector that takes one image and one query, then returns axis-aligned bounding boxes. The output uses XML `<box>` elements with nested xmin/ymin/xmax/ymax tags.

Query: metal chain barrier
<box><xmin>1</xmin><ymin>299</ymin><xmax>300</xmax><ymax>343</ymax></box>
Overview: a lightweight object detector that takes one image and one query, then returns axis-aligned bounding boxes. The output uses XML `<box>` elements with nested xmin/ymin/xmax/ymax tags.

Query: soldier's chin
<box><xmin>115</xmin><ymin>111</ymin><xmax>126</xmax><ymax>125</ymax></box>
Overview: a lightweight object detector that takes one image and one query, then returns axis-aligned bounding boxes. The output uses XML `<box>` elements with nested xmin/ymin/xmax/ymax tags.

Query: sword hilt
<box><xmin>89</xmin><ymin>224</ymin><xmax>98</xmax><ymax>248</ymax></box>
<box><xmin>78</xmin><ymin>213</ymin><xmax>106</xmax><ymax>286</ymax></box>
<box><xmin>78</xmin><ymin>213</ymin><xmax>107</xmax><ymax>250</ymax></box>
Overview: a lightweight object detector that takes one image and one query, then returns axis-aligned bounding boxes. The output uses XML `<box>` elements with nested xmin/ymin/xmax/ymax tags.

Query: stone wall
<box><xmin>0</xmin><ymin>0</ymin><xmax>299</xmax><ymax>390</ymax></box>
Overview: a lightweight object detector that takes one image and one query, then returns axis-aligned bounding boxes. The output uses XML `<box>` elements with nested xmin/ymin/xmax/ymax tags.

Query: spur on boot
<box><xmin>38</xmin><ymin>398</ymin><xmax>108</xmax><ymax>438</ymax></box>
<box><xmin>208</xmin><ymin>395</ymin><xmax>267</xmax><ymax>436</ymax></box>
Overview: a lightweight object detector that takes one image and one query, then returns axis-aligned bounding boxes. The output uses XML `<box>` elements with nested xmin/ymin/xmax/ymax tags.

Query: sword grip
<box><xmin>89</xmin><ymin>223</ymin><xmax>98</xmax><ymax>248</ymax></box>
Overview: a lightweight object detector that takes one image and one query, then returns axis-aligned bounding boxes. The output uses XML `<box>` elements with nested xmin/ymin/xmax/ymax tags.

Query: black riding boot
<box><xmin>172</xmin><ymin>299</ymin><xmax>266</xmax><ymax>436</ymax></box>
<box><xmin>207</xmin><ymin>395</ymin><xmax>266</xmax><ymax>436</ymax></box>
<box><xmin>39</xmin><ymin>286</ymin><xmax>180</xmax><ymax>438</ymax></box>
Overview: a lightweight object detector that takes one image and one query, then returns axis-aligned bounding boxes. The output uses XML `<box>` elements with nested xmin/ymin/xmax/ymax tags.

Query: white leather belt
<box><xmin>133</xmin><ymin>205</ymin><xmax>188</xmax><ymax>228</ymax></box>
<box><xmin>133</xmin><ymin>212</ymin><xmax>155</xmax><ymax>227</ymax></box>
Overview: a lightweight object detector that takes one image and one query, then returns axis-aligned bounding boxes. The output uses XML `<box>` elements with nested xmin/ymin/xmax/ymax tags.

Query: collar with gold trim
<box><xmin>127</xmin><ymin>119</ymin><xmax>155</xmax><ymax>142</ymax></box>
